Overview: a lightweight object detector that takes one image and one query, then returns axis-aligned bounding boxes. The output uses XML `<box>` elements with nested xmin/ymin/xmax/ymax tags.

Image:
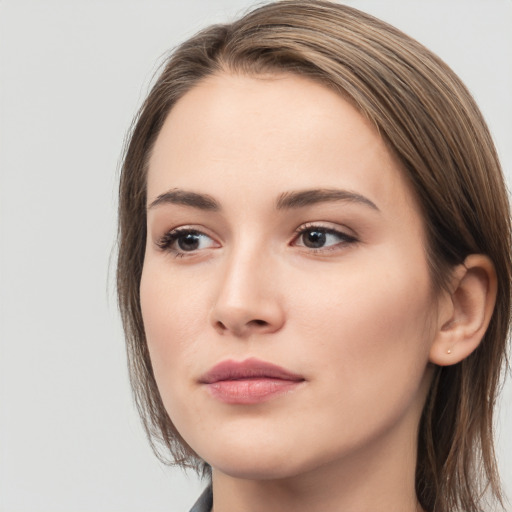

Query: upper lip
<box><xmin>199</xmin><ymin>357</ymin><xmax>305</xmax><ymax>384</ymax></box>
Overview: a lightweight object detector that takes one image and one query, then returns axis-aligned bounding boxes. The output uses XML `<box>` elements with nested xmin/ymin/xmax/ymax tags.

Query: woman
<box><xmin>117</xmin><ymin>1</ymin><xmax>511</xmax><ymax>511</ymax></box>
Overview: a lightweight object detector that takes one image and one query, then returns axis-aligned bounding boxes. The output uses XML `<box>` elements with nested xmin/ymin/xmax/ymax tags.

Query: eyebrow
<box><xmin>147</xmin><ymin>187</ymin><xmax>379</xmax><ymax>213</ymax></box>
<box><xmin>276</xmin><ymin>188</ymin><xmax>379</xmax><ymax>211</ymax></box>
<box><xmin>148</xmin><ymin>189</ymin><xmax>220</xmax><ymax>211</ymax></box>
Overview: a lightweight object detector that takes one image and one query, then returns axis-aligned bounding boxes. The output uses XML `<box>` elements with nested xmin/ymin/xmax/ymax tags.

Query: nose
<box><xmin>210</xmin><ymin>245</ymin><xmax>285</xmax><ymax>338</ymax></box>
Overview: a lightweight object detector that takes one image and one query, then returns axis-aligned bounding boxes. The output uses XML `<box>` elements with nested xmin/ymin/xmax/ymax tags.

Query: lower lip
<box><xmin>205</xmin><ymin>378</ymin><xmax>303</xmax><ymax>404</ymax></box>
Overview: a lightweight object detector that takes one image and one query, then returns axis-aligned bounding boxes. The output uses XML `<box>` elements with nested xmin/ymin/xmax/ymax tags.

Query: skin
<box><xmin>140</xmin><ymin>73</ymin><xmax>494</xmax><ymax>512</ymax></box>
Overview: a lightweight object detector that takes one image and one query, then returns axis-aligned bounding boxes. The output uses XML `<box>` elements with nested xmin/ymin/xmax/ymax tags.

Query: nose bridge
<box><xmin>210</xmin><ymin>235</ymin><xmax>284</xmax><ymax>336</ymax></box>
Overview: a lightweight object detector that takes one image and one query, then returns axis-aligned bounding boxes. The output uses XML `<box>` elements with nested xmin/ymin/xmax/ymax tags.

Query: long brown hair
<box><xmin>117</xmin><ymin>2</ymin><xmax>511</xmax><ymax>510</ymax></box>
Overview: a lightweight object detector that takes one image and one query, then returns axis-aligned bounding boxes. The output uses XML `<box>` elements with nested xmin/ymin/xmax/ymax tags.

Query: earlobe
<box><xmin>429</xmin><ymin>254</ymin><xmax>497</xmax><ymax>367</ymax></box>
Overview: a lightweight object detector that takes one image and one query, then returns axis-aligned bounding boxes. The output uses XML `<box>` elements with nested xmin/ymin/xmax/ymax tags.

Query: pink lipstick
<box><xmin>200</xmin><ymin>357</ymin><xmax>305</xmax><ymax>404</ymax></box>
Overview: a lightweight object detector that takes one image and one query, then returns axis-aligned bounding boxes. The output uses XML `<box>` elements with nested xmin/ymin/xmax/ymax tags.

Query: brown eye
<box><xmin>157</xmin><ymin>229</ymin><xmax>218</xmax><ymax>254</ymax></box>
<box><xmin>294</xmin><ymin>226</ymin><xmax>357</xmax><ymax>250</ymax></box>
<box><xmin>302</xmin><ymin>229</ymin><xmax>327</xmax><ymax>248</ymax></box>
<box><xmin>177</xmin><ymin>232</ymin><xmax>201</xmax><ymax>251</ymax></box>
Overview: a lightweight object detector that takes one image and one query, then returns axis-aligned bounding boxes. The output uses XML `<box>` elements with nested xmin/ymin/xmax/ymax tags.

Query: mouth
<box><xmin>199</xmin><ymin>357</ymin><xmax>305</xmax><ymax>405</ymax></box>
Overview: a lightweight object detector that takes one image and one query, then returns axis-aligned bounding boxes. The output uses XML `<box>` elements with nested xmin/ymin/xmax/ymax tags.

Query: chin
<box><xmin>199</xmin><ymin>434</ymin><xmax>343</xmax><ymax>483</ymax></box>
<box><xmin>193</xmin><ymin>433</ymin><xmax>305</xmax><ymax>481</ymax></box>
<box><xmin>210</xmin><ymin>456</ymin><xmax>307</xmax><ymax>481</ymax></box>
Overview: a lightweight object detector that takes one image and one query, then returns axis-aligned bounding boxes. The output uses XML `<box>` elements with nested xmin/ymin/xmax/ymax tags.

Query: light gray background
<box><xmin>1</xmin><ymin>1</ymin><xmax>511</xmax><ymax>511</ymax></box>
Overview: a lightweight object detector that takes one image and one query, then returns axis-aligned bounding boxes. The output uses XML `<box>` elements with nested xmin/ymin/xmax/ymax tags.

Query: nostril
<box><xmin>250</xmin><ymin>319</ymin><xmax>268</xmax><ymax>327</ymax></box>
<box><xmin>215</xmin><ymin>320</ymin><xmax>227</xmax><ymax>332</ymax></box>
<box><xmin>214</xmin><ymin>318</ymin><xmax>268</xmax><ymax>335</ymax></box>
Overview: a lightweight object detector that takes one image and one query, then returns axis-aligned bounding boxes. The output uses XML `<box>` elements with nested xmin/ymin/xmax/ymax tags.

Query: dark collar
<box><xmin>189</xmin><ymin>486</ymin><xmax>213</xmax><ymax>512</ymax></box>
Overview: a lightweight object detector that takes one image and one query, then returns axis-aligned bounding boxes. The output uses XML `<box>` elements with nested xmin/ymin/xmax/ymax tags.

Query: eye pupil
<box><xmin>303</xmin><ymin>230</ymin><xmax>326</xmax><ymax>248</ymax></box>
<box><xmin>178</xmin><ymin>233</ymin><xmax>200</xmax><ymax>251</ymax></box>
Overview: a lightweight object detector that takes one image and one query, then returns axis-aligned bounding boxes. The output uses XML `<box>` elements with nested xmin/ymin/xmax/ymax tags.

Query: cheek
<box><xmin>139</xmin><ymin>262</ymin><xmax>209</xmax><ymax>387</ymax></box>
<box><xmin>283</xmin><ymin>268</ymin><xmax>435</xmax><ymax>456</ymax></box>
<box><xmin>290</xmin><ymin>258</ymin><xmax>435</xmax><ymax>395</ymax></box>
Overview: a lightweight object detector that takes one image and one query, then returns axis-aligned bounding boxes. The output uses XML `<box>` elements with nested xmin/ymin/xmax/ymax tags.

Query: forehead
<box><xmin>147</xmin><ymin>72</ymin><xmax>420</xmax><ymax>219</ymax></box>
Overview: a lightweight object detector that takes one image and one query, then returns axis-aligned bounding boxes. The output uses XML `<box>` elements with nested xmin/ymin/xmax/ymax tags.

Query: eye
<box><xmin>293</xmin><ymin>224</ymin><xmax>357</xmax><ymax>250</ymax></box>
<box><xmin>156</xmin><ymin>228</ymin><xmax>219</xmax><ymax>256</ymax></box>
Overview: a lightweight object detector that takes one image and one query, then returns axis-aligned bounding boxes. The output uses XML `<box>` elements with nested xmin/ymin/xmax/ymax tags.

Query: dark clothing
<box><xmin>189</xmin><ymin>486</ymin><xmax>213</xmax><ymax>512</ymax></box>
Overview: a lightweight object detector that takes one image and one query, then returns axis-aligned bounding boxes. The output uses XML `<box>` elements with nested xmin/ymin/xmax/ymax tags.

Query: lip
<box><xmin>199</xmin><ymin>357</ymin><xmax>305</xmax><ymax>404</ymax></box>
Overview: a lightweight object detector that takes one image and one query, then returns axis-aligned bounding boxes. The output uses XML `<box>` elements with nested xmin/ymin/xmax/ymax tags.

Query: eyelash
<box><xmin>156</xmin><ymin>224</ymin><xmax>358</xmax><ymax>258</ymax></box>
<box><xmin>293</xmin><ymin>223</ymin><xmax>358</xmax><ymax>253</ymax></box>
<box><xmin>156</xmin><ymin>227</ymin><xmax>214</xmax><ymax>258</ymax></box>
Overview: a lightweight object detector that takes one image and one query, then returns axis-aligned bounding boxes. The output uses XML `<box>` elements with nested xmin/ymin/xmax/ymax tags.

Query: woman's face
<box><xmin>141</xmin><ymin>73</ymin><xmax>441</xmax><ymax>481</ymax></box>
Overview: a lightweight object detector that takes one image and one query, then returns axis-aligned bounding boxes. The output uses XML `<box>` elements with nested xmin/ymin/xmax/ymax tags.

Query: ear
<box><xmin>429</xmin><ymin>254</ymin><xmax>497</xmax><ymax>366</ymax></box>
